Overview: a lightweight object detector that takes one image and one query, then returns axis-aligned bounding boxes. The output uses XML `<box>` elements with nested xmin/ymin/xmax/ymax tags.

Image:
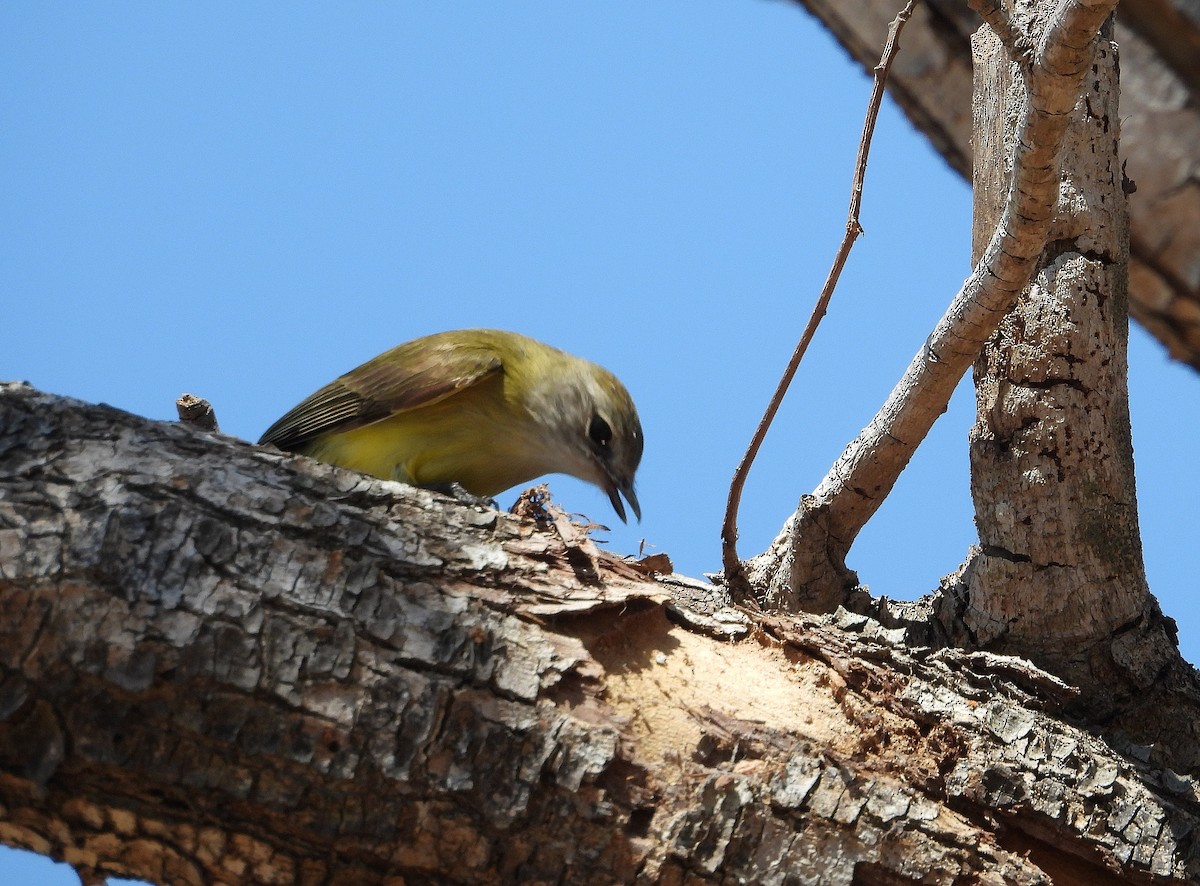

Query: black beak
<box><xmin>604</xmin><ymin>477</ymin><xmax>641</xmax><ymax>524</ymax></box>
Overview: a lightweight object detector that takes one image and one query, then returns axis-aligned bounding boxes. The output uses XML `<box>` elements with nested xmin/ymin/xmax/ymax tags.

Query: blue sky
<box><xmin>2</xmin><ymin>3</ymin><xmax>1197</xmax><ymax>882</ymax></box>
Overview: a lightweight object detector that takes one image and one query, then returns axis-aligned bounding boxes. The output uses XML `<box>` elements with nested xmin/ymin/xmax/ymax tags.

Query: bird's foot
<box><xmin>427</xmin><ymin>482</ymin><xmax>499</xmax><ymax>512</ymax></box>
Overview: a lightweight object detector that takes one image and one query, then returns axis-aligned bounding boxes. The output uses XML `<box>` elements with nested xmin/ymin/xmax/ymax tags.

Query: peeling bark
<box><xmin>2</xmin><ymin>383</ymin><xmax>1200</xmax><ymax>883</ymax></box>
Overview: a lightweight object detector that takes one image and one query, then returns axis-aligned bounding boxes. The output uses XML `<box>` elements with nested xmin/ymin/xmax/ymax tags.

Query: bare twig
<box><xmin>720</xmin><ymin>0</ymin><xmax>921</xmax><ymax>598</ymax></box>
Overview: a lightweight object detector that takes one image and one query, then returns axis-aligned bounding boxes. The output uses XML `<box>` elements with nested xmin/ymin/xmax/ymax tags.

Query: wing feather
<box><xmin>258</xmin><ymin>332</ymin><xmax>505</xmax><ymax>451</ymax></box>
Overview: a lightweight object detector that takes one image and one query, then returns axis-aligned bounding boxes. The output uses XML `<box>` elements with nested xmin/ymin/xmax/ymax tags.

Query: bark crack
<box><xmin>980</xmin><ymin>545</ymin><xmax>1031</xmax><ymax>564</ymax></box>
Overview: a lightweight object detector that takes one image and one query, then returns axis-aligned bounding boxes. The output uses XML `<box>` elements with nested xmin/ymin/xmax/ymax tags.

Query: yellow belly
<box><xmin>299</xmin><ymin>381</ymin><xmax>547</xmax><ymax>497</ymax></box>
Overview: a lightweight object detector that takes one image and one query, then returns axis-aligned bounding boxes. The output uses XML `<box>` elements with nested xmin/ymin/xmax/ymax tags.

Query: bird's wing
<box><xmin>258</xmin><ymin>337</ymin><xmax>504</xmax><ymax>450</ymax></box>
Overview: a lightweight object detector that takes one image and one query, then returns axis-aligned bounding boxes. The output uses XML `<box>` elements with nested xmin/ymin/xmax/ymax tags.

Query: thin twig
<box><xmin>720</xmin><ymin>0</ymin><xmax>921</xmax><ymax>598</ymax></box>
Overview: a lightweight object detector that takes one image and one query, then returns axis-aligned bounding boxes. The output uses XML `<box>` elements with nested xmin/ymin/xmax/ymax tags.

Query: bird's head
<box><xmin>527</xmin><ymin>357</ymin><xmax>643</xmax><ymax>523</ymax></box>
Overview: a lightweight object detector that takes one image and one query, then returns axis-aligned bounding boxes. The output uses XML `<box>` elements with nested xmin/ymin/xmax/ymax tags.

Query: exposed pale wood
<box><xmin>2</xmin><ymin>383</ymin><xmax>1199</xmax><ymax>883</ymax></box>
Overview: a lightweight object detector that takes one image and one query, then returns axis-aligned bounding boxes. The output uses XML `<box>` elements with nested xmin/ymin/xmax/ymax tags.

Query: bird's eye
<box><xmin>588</xmin><ymin>415</ymin><xmax>613</xmax><ymax>449</ymax></box>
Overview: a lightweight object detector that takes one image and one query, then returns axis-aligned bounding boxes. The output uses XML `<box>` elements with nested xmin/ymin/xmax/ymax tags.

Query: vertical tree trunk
<box><xmin>962</xmin><ymin>15</ymin><xmax>1156</xmax><ymax>692</ymax></box>
<box><xmin>742</xmin><ymin>1</ymin><xmax>1128</xmax><ymax>616</ymax></box>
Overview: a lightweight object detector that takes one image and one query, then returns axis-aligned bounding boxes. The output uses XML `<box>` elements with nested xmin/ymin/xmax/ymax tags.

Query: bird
<box><xmin>258</xmin><ymin>329</ymin><xmax>643</xmax><ymax>521</ymax></box>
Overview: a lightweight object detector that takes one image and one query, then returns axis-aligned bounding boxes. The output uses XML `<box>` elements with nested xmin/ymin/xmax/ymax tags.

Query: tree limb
<box><xmin>743</xmin><ymin>0</ymin><xmax>1120</xmax><ymax>612</ymax></box>
<box><xmin>2</xmin><ymin>382</ymin><xmax>1199</xmax><ymax>883</ymax></box>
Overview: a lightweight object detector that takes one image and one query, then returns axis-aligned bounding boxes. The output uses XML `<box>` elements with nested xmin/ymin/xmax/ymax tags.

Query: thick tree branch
<box><xmin>2</xmin><ymin>383</ymin><xmax>1199</xmax><ymax>883</ymax></box>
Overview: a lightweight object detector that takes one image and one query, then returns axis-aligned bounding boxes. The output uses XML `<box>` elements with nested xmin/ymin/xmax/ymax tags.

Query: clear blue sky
<box><xmin>2</xmin><ymin>3</ymin><xmax>1196</xmax><ymax>882</ymax></box>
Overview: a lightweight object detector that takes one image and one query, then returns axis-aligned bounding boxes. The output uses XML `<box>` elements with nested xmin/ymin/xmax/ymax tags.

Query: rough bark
<box><xmin>2</xmin><ymin>382</ymin><xmax>1200</xmax><ymax>884</ymax></box>
<box><xmin>744</xmin><ymin>0</ymin><xmax>1120</xmax><ymax>612</ymax></box>
<box><xmin>960</xmin><ymin>16</ymin><xmax>1151</xmax><ymax>667</ymax></box>
<box><xmin>928</xmin><ymin>8</ymin><xmax>1198</xmax><ymax>781</ymax></box>
<box><xmin>787</xmin><ymin>0</ymin><xmax>1200</xmax><ymax>368</ymax></box>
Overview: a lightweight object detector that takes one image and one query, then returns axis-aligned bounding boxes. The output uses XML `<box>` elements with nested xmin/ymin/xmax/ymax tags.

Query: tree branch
<box><xmin>743</xmin><ymin>0</ymin><xmax>1120</xmax><ymax>612</ymax></box>
<box><xmin>2</xmin><ymin>382</ymin><xmax>1199</xmax><ymax>882</ymax></box>
<box><xmin>721</xmin><ymin>0</ymin><xmax>918</xmax><ymax>599</ymax></box>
